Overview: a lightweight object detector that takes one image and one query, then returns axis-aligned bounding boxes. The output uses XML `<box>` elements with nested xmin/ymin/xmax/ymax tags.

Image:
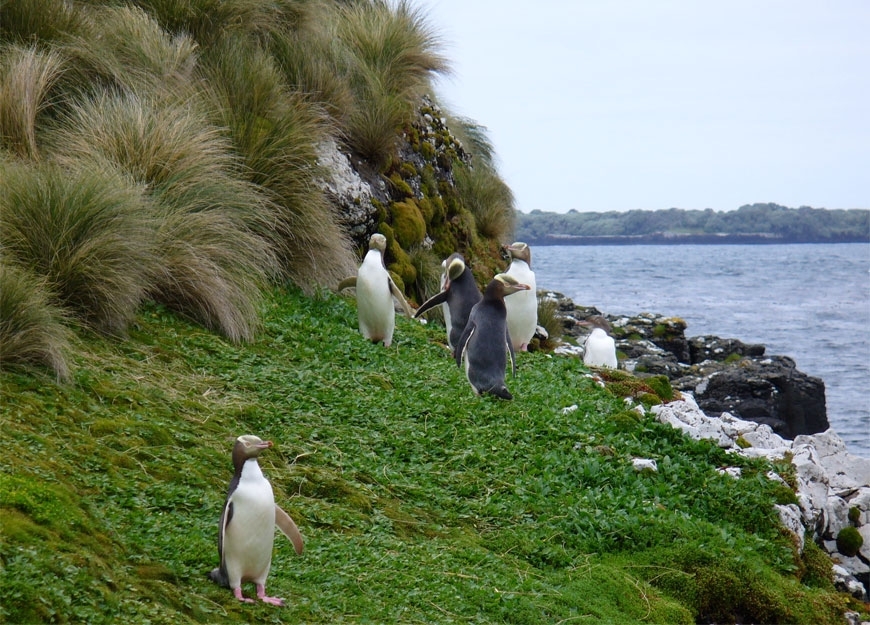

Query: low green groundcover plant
<box><xmin>0</xmin><ymin>289</ymin><xmax>861</xmax><ymax>624</ymax></box>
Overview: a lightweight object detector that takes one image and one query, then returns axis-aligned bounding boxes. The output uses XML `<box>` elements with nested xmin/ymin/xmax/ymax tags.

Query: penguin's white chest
<box><xmin>584</xmin><ymin>328</ymin><xmax>617</xmax><ymax>368</ymax></box>
<box><xmin>224</xmin><ymin>462</ymin><xmax>276</xmax><ymax>585</ymax></box>
<box><xmin>504</xmin><ymin>261</ymin><xmax>537</xmax><ymax>349</ymax></box>
<box><xmin>356</xmin><ymin>251</ymin><xmax>394</xmax><ymax>343</ymax></box>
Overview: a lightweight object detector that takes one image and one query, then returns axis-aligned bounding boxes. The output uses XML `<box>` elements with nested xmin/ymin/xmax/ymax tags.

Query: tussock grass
<box><xmin>0</xmin><ymin>0</ymin><xmax>86</xmax><ymax>44</ymax></box>
<box><xmin>62</xmin><ymin>4</ymin><xmax>199</xmax><ymax>97</ymax></box>
<box><xmin>0</xmin><ymin>159</ymin><xmax>157</xmax><ymax>336</ymax></box>
<box><xmin>406</xmin><ymin>243</ymin><xmax>443</xmax><ymax>306</ymax></box>
<box><xmin>0</xmin><ymin>44</ymin><xmax>65</xmax><ymax>159</ymax></box>
<box><xmin>46</xmin><ymin>90</ymin><xmax>276</xmax><ymax>341</ymax></box>
<box><xmin>0</xmin><ymin>260</ymin><xmax>74</xmax><ymax>381</ymax></box>
<box><xmin>448</xmin><ymin>116</ymin><xmax>516</xmax><ymax>241</ymax></box>
<box><xmin>200</xmin><ymin>35</ymin><xmax>356</xmax><ymax>291</ymax></box>
<box><xmin>454</xmin><ymin>162</ymin><xmax>516</xmax><ymax>241</ymax></box>
<box><xmin>0</xmin><ymin>289</ymin><xmax>858</xmax><ymax>624</ymax></box>
<box><xmin>535</xmin><ymin>294</ymin><xmax>564</xmax><ymax>350</ymax></box>
<box><xmin>131</xmin><ymin>0</ymin><xmax>292</xmax><ymax>47</ymax></box>
<box><xmin>335</xmin><ymin>0</ymin><xmax>450</xmax><ymax>165</ymax></box>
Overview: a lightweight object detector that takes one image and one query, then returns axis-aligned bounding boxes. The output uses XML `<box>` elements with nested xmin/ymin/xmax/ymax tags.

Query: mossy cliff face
<box><xmin>323</xmin><ymin>96</ymin><xmax>508</xmax><ymax>304</ymax></box>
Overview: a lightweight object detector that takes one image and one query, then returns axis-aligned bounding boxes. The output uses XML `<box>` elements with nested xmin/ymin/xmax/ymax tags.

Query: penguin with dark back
<box><xmin>209</xmin><ymin>435</ymin><xmax>304</xmax><ymax>606</ymax></box>
<box><xmin>454</xmin><ymin>273</ymin><xmax>530</xmax><ymax>399</ymax></box>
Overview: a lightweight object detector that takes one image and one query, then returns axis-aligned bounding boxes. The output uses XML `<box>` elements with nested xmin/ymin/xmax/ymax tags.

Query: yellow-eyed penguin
<box><xmin>503</xmin><ymin>242</ymin><xmax>537</xmax><ymax>352</ymax></box>
<box><xmin>580</xmin><ymin>315</ymin><xmax>618</xmax><ymax>368</ymax></box>
<box><xmin>337</xmin><ymin>233</ymin><xmax>413</xmax><ymax>347</ymax></box>
<box><xmin>455</xmin><ymin>273</ymin><xmax>530</xmax><ymax>399</ymax></box>
<box><xmin>209</xmin><ymin>435</ymin><xmax>304</xmax><ymax>606</ymax></box>
<box><xmin>414</xmin><ymin>253</ymin><xmax>481</xmax><ymax>353</ymax></box>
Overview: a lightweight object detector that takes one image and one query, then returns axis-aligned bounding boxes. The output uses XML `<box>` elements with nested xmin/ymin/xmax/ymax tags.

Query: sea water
<box><xmin>532</xmin><ymin>243</ymin><xmax>870</xmax><ymax>457</ymax></box>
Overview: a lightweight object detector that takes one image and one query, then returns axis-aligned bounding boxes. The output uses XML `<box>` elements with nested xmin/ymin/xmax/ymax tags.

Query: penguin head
<box><xmin>232</xmin><ymin>435</ymin><xmax>273</xmax><ymax>466</ymax></box>
<box><xmin>579</xmin><ymin>315</ymin><xmax>612</xmax><ymax>334</ymax></box>
<box><xmin>444</xmin><ymin>253</ymin><xmax>467</xmax><ymax>285</ymax></box>
<box><xmin>369</xmin><ymin>233</ymin><xmax>387</xmax><ymax>253</ymax></box>
<box><xmin>492</xmin><ymin>273</ymin><xmax>530</xmax><ymax>298</ymax></box>
<box><xmin>505</xmin><ymin>242</ymin><xmax>531</xmax><ymax>266</ymax></box>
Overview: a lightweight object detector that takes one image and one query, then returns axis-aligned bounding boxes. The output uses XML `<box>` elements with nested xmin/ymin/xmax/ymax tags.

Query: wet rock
<box><xmin>652</xmin><ymin>396</ymin><xmax>870</xmax><ymax>600</ymax></box>
<box><xmin>549</xmin><ymin>291</ymin><xmax>829</xmax><ymax>438</ymax></box>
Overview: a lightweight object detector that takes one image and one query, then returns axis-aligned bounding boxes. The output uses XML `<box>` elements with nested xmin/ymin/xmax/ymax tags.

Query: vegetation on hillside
<box><xmin>517</xmin><ymin>203</ymin><xmax>870</xmax><ymax>243</ymax></box>
<box><xmin>1</xmin><ymin>289</ymin><xmax>862</xmax><ymax>624</ymax></box>
<box><xmin>1</xmin><ymin>2</ymin><xmax>866</xmax><ymax>623</ymax></box>
<box><xmin>1</xmin><ymin>0</ymin><xmax>514</xmax><ymax>379</ymax></box>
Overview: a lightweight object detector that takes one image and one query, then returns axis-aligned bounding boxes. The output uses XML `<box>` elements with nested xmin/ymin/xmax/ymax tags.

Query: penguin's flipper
<box><xmin>388</xmin><ymin>277</ymin><xmax>414</xmax><ymax>318</ymax></box>
<box><xmin>455</xmin><ymin>322</ymin><xmax>475</xmax><ymax>368</ymax></box>
<box><xmin>275</xmin><ymin>505</ymin><xmax>304</xmax><ymax>555</ymax></box>
<box><xmin>337</xmin><ymin>276</ymin><xmax>357</xmax><ymax>291</ymax></box>
<box><xmin>209</xmin><ymin>499</ymin><xmax>233</xmax><ymax>587</ymax></box>
<box><xmin>413</xmin><ymin>290</ymin><xmax>449</xmax><ymax>318</ymax></box>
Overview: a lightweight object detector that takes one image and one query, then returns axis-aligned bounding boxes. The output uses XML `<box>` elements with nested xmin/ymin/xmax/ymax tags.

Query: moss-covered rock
<box><xmin>836</xmin><ymin>526</ymin><xmax>863</xmax><ymax>557</ymax></box>
<box><xmin>390</xmin><ymin>200</ymin><xmax>426</xmax><ymax>248</ymax></box>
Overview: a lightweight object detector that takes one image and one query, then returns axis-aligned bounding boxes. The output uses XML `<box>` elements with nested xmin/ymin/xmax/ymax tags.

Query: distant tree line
<box><xmin>515</xmin><ymin>203</ymin><xmax>870</xmax><ymax>244</ymax></box>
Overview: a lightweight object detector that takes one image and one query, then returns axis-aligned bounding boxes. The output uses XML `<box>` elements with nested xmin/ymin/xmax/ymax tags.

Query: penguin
<box><xmin>580</xmin><ymin>315</ymin><xmax>618</xmax><ymax>368</ymax></box>
<box><xmin>503</xmin><ymin>242</ymin><xmax>537</xmax><ymax>352</ymax></box>
<box><xmin>414</xmin><ymin>253</ymin><xmax>482</xmax><ymax>352</ymax></box>
<box><xmin>337</xmin><ymin>233</ymin><xmax>413</xmax><ymax>347</ymax></box>
<box><xmin>209</xmin><ymin>435</ymin><xmax>304</xmax><ymax>606</ymax></box>
<box><xmin>454</xmin><ymin>273</ymin><xmax>530</xmax><ymax>399</ymax></box>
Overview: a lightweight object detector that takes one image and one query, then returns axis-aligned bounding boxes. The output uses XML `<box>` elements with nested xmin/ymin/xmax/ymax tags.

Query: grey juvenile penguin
<box><xmin>414</xmin><ymin>253</ymin><xmax>482</xmax><ymax>353</ymax></box>
<box><xmin>454</xmin><ymin>273</ymin><xmax>530</xmax><ymax>399</ymax></box>
<box><xmin>209</xmin><ymin>435</ymin><xmax>304</xmax><ymax>606</ymax></box>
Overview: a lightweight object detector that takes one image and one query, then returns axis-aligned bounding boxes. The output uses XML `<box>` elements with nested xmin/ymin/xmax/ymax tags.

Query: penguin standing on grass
<box><xmin>455</xmin><ymin>273</ymin><xmax>530</xmax><ymax>399</ymax></box>
<box><xmin>338</xmin><ymin>233</ymin><xmax>413</xmax><ymax>347</ymax></box>
<box><xmin>414</xmin><ymin>253</ymin><xmax>482</xmax><ymax>353</ymax></box>
<box><xmin>209</xmin><ymin>435</ymin><xmax>304</xmax><ymax>606</ymax></box>
<box><xmin>503</xmin><ymin>242</ymin><xmax>537</xmax><ymax>352</ymax></box>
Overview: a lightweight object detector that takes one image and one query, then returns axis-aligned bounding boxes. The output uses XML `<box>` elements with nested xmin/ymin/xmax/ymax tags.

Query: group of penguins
<box><xmin>208</xmin><ymin>235</ymin><xmax>619</xmax><ymax>605</ymax></box>
<box><xmin>338</xmin><ymin>234</ymin><xmax>617</xmax><ymax>399</ymax></box>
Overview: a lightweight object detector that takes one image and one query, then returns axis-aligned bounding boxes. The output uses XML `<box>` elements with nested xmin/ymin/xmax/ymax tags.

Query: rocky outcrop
<box><xmin>546</xmin><ymin>291</ymin><xmax>829</xmax><ymax>438</ymax></box>
<box><xmin>651</xmin><ymin>395</ymin><xmax>870</xmax><ymax>600</ymax></box>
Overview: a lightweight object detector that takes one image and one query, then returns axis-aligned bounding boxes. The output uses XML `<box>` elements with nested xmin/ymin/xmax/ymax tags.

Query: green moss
<box><xmin>800</xmin><ymin>539</ymin><xmax>835</xmax><ymax>589</ymax></box>
<box><xmin>848</xmin><ymin>506</ymin><xmax>861</xmax><ymax>524</ymax></box>
<box><xmin>645</xmin><ymin>375</ymin><xmax>675</xmax><ymax>401</ymax></box>
<box><xmin>390</xmin><ymin>200</ymin><xmax>426</xmax><ymax>248</ymax></box>
<box><xmin>389</xmin><ymin>173</ymin><xmax>413</xmax><ymax>197</ymax></box>
<box><xmin>735</xmin><ymin>435</ymin><xmax>752</xmax><ymax>449</ymax></box>
<box><xmin>609</xmin><ymin>410</ymin><xmax>642</xmax><ymax>431</ymax></box>
<box><xmin>724</xmin><ymin>353</ymin><xmax>743</xmax><ymax>364</ymax></box>
<box><xmin>836</xmin><ymin>526</ymin><xmax>863</xmax><ymax>557</ymax></box>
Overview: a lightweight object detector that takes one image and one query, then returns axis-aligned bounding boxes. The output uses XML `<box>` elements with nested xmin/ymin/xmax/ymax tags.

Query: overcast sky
<box><xmin>424</xmin><ymin>1</ymin><xmax>870</xmax><ymax>214</ymax></box>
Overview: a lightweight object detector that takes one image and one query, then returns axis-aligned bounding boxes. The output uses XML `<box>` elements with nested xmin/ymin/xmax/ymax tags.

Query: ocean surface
<box><xmin>533</xmin><ymin>243</ymin><xmax>870</xmax><ymax>458</ymax></box>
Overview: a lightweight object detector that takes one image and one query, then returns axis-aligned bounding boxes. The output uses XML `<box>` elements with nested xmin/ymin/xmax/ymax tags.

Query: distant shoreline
<box><xmin>522</xmin><ymin>233</ymin><xmax>870</xmax><ymax>246</ymax></box>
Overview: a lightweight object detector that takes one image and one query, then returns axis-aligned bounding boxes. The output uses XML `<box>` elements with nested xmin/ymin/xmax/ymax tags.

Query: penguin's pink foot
<box><xmin>520</xmin><ymin>343</ymin><xmax>529</xmax><ymax>352</ymax></box>
<box><xmin>233</xmin><ymin>587</ymin><xmax>255</xmax><ymax>603</ymax></box>
<box><xmin>257</xmin><ymin>584</ymin><xmax>285</xmax><ymax>606</ymax></box>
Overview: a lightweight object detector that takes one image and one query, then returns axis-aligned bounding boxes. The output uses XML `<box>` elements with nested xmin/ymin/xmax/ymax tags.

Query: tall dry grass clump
<box><xmin>450</xmin><ymin>116</ymin><xmax>516</xmax><ymax>241</ymax></box>
<box><xmin>454</xmin><ymin>163</ymin><xmax>516</xmax><ymax>242</ymax></box>
<box><xmin>0</xmin><ymin>44</ymin><xmax>65</xmax><ymax>159</ymax></box>
<box><xmin>131</xmin><ymin>0</ymin><xmax>293</xmax><ymax>47</ymax></box>
<box><xmin>0</xmin><ymin>260</ymin><xmax>74</xmax><ymax>382</ymax></box>
<box><xmin>62</xmin><ymin>4</ymin><xmax>199</xmax><ymax>98</ymax></box>
<box><xmin>201</xmin><ymin>35</ymin><xmax>356</xmax><ymax>291</ymax></box>
<box><xmin>0</xmin><ymin>0</ymin><xmax>86</xmax><ymax>44</ymax></box>
<box><xmin>0</xmin><ymin>159</ymin><xmax>158</xmax><ymax>336</ymax></box>
<box><xmin>47</xmin><ymin>91</ymin><xmax>277</xmax><ymax>342</ymax></box>
<box><xmin>334</xmin><ymin>0</ymin><xmax>450</xmax><ymax>165</ymax></box>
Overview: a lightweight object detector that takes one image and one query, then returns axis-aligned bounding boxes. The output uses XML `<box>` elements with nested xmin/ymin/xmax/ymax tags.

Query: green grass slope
<box><xmin>0</xmin><ymin>289</ymin><xmax>857</xmax><ymax>624</ymax></box>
